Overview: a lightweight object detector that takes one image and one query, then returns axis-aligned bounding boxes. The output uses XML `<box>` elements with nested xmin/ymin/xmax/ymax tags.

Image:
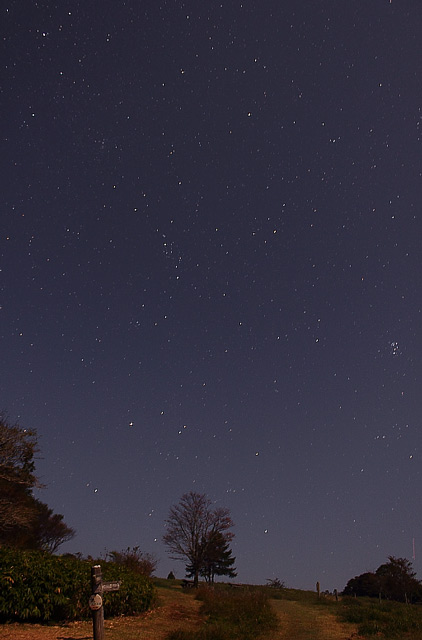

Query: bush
<box><xmin>0</xmin><ymin>547</ymin><xmax>154</xmax><ymax>622</ymax></box>
<box><xmin>100</xmin><ymin>560</ymin><xmax>155</xmax><ymax>617</ymax></box>
<box><xmin>106</xmin><ymin>546</ymin><xmax>158</xmax><ymax>577</ymax></box>
<box><xmin>266</xmin><ymin>577</ymin><xmax>285</xmax><ymax>589</ymax></box>
<box><xmin>0</xmin><ymin>548</ymin><xmax>89</xmax><ymax>621</ymax></box>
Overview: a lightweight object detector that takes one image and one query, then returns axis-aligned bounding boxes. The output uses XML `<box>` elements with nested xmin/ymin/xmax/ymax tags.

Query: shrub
<box><xmin>0</xmin><ymin>547</ymin><xmax>154</xmax><ymax>622</ymax></box>
<box><xmin>0</xmin><ymin>548</ymin><xmax>89</xmax><ymax>621</ymax></box>
<box><xmin>266</xmin><ymin>577</ymin><xmax>285</xmax><ymax>589</ymax></box>
<box><xmin>101</xmin><ymin>560</ymin><xmax>155</xmax><ymax>617</ymax></box>
<box><xmin>106</xmin><ymin>546</ymin><xmax>158</xmax><ymax>577</ymax></box>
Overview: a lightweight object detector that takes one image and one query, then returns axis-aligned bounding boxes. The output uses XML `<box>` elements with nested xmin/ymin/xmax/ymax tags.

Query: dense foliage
<box><xmin>0</xmin><ymin>547</ymin><xmax>155</xmax><ymax>622</ymax></box>
<box><xmin>0</xmin><ymin>417</ymin><xmax>39</xmax><ymax>536</ymax></box>
<box><xmin>343</xmin><ymin>556</ymin><xmax>422</xmax><ymax>603</ymax></box>
<box><xmin>194</xmin><ymin>532</ymin><xmax>237</xmax><ymax>583</ymax></box>
<box><xmin>0</xmin><ymin>415</ymin><xmax>74</xmax><ymax>551</ymax></box>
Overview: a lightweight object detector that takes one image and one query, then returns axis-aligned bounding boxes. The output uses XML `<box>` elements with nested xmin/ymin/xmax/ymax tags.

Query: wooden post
<box><xmin>90</xmin><ymin>565</ymin><xmax>104</xmax><ymax>640</ymax></box>
<box><xmin>316</xmin><ymin>581</ymin><xmax>320</xmax><ymax>598</ymax></box>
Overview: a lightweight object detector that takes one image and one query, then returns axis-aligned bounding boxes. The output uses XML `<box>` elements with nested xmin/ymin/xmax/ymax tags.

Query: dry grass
<box><xmin>0</xmin><ymin>584</ymin><xmax>362</xmax><ymax>640</ymax></box>
<box><xmin>270</xmin><ymin>599</ymin><xmax>358</xmax><ymax>640</ymax></box>
<box><xmin>0</xmin><ymin>585</ymin><xmax>203</xmax><ymax>640</ymax></box>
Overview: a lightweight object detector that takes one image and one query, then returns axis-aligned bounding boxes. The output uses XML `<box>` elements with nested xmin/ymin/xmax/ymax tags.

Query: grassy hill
<box><xmin>2</xmin><ymin>578</ymin><xmax>422</xmax><ymax>639</ymax></box>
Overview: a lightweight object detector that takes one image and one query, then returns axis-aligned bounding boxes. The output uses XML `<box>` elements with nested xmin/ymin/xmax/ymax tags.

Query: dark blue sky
<box><xmin>2</xmin><ymin>0</ymin><xmax>422</xmax><ymax>590</ymax></box>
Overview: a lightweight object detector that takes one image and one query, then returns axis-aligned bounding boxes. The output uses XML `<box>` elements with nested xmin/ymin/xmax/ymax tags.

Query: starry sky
<box><xmin>2</xmin><ymin>0</ymin><xmax>422</xmax><ymax>591</ymax></box>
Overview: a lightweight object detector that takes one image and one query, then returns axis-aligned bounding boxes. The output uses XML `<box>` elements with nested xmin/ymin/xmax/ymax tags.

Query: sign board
<box><xmin>89</xmin><ymin>594</ymin><xmax>103</xmax><ymax>610</ymax></box>
<box><xmin>102</xmin><ymin>581</ymin><xmax>121</xmax><ymax>592</ymax></box>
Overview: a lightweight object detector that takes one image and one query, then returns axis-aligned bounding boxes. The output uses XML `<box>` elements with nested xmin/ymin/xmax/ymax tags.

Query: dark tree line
<box><xmin>343</xmin><ymin>556</ymin><xmax>422</xmax><ymax>603</ymax></box>
<box><xmin>163</xmin><ymin>491</ymin><xmax>236</xmax><ymax>585</ymax></box>
<box><xmin>0</xmin><ymin>415</ymin><xmax>75</xmax><ymax>552</ymax></box>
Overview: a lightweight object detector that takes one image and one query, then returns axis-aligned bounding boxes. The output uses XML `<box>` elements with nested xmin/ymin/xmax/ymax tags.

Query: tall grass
<box><xmin>339</xmin><ymin>596</ymin><xmax>422</xmax><ymax>638</ymax></box>
<box><xmin>166</xmin><ymin>586</ymin><xmax>278</xmax><ymax>640</ymax></box>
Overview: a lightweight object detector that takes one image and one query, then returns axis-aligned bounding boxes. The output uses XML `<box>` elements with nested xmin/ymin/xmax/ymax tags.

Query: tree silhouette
<box><xmin>197</xmin><ymin>530</ymin><xmax>237</xmax><ymax>583</ymax></box>
<box><xmin>0</xmin><ymin>416</ymin><xmax>39</xmax><ymax>535</ymax></box>
<box><xmin>0</xmin><ymin>415</ymin><xmax>75</xmax><ymax>552</ymax></box>
<box><xmin>29</xmin><ymin>501</ymin><xmax>75</xmax><ymax>553</ymax></box>
<box><xmin>343</xmin><ymin>571</ymin><xmax>381</xmax><ymax>598</ymax></box>
<box><xmin>343</xmin><ymin>556</ymin><xmax>422</xmax><ymax>603</ymax></box>
<box><xmin>376</xmin><ymin>556</ymin><xmax>421</xmax><ymax>603</ymax></box>
<box><xmin>107</xmin><ymin>546</ymin><xmax>158</xmax><ymax>577</ymax></box>
<box><xmin>163</xmin><ymin>491</ymin><xmax>234</xmax><ymax>586</ymax></box>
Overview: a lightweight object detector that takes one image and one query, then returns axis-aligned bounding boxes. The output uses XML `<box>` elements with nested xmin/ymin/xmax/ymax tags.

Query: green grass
<box><xmin>268</xmin><ymin>589</ymin><xmax>422</xmax><ymax>639</ymax></box>
<box><xmin>338</xmin><ymin>596</ymin><xmax>422</xmax><ymax>638</ymax></box>
<box><xmin>166</xmin><ymin>585</ymin><xmax>278</xmax><ymax>640</ymax></box>
<box><xmin>153</xmin><ymin>576</ymin><xmax>185</xmax><ymax>590</ymax></box>
<box><xmin>264</xmin><ymin>587</ymin><xmax>422</xmax><ymax>638</ymax></box>
<box><xmin>260</xmin><ymin>585</ymin><xmax>422</xmax><ymax>639</ymax></box>
<box><xmin>265</xmin><ymin>586</ymin><xmax>318</xmax><ymax>603</ymax></box>
<box><xmin>5</xmin><ymin>573</ymin><xmax>422</xmax><ymax>640</ymax></box>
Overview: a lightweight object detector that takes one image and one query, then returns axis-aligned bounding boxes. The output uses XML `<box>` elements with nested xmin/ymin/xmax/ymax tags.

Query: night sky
<box><xmin>2</xmin><ymin>0</ymin><xmax>422</xmax><ymax>591</ymax></box>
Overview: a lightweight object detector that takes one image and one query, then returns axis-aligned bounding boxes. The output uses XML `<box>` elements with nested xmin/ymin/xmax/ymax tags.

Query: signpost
<box><xmin>90</xmin><ymin>565</ymin><xmax>121</xmax><ymax>640</ymax></box>
<box><xmin>103</xmin><ymin>581</ymin><xmax>121</xmax><ymax>592</ymax></box>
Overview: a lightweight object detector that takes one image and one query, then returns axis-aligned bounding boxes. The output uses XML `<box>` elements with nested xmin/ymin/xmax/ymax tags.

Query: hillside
<box><xmin>0</xmin><ymin>581</ymin><xmax>357</xmax><ymax>640</ymax></box>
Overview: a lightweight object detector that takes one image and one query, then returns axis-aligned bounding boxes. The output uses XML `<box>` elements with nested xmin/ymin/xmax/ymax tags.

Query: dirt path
<box><xmin>0</xmin><ymin>587</ymin><xmax>203</xmax><ymax>640</ymax></box>
<box><xmin>0</xmin><ymin>588</ymin><xmax>360</xmax><ymax>640</ymax></box>
<box><xmin>270</xmin><ymin>599</ymin><xmax>359</xmax><ymax>640</ymax></box>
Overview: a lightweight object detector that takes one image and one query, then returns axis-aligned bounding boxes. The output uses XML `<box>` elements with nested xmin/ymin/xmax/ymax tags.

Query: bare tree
<box><xmin>163</xmin><ymin>491</ymin><xmax>234</xmax><ymax>586</ymax></box>
<box><xmin>107</xmin><ymin>546</ymin><xmax>158</xmax><ymax>577</ymax></box>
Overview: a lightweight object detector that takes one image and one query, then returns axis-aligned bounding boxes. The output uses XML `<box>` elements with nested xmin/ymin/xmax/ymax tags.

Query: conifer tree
<box><xmin>163</xmin><ymin>491</ymin><xmax>234</xmax><ymax>586</ymax></box>
<box><xmin>200</xmin><ymin>530</ymin><xmax>237</xmax><ymax>583</ymax></box>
